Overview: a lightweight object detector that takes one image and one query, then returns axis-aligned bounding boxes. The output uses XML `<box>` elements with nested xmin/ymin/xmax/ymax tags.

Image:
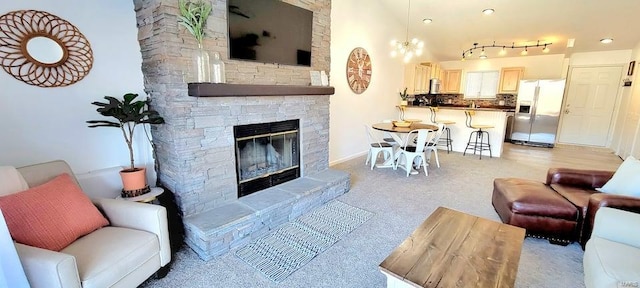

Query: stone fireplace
<box><xmin>133</xmin><ymin>0</ymin><xmax>344</xmax><ymax>260</ymax></box>
<box><xmin>176</xmin><ymin>84</ymin><xmax>348</xmax><ymax>260</ymax></box>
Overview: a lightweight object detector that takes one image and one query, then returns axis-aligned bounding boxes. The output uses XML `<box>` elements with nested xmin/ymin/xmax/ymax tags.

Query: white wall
<box><xmin>569</xmin><ymin>50</ymin><xmax>632</xmax><ymax>66</ymax></box>
<box><xmin>0</xmin><ymin>1</ymin><xmax>154</xmax><ymax>180</ymax></box>
<box><xmin>329</xmin><ymin>0</ymin><xmax>414</xmax><ymax>164</ymax></box>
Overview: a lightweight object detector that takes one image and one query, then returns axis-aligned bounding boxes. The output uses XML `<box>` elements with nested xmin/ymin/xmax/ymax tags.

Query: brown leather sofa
<box><xmin>493</xmin><ymin>168</ymin><xmax>640</xmax><ymax>247</ymax></box>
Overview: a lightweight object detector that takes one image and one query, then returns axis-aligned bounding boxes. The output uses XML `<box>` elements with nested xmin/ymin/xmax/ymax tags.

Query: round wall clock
<box><xmin>346</xmin><ymin>47</ymin><xmax>372</xmax><ymax>94</ymax></box>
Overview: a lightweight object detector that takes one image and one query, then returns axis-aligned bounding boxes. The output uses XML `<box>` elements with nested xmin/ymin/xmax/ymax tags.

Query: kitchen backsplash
<box><xmin>411</xmin><ymin>93</ymin><xmax>517</xmax><ymax>107</ymax></box>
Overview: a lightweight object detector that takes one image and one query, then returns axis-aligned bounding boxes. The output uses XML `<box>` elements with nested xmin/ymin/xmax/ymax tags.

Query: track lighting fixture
<box><xmin>461</xmin><ymin>40</ymin><xmax>552</xmax><ymax>60</ymax></box>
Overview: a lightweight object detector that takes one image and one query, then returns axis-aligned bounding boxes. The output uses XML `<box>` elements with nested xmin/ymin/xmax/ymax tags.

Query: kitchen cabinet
<box><xmin>423</xmin><ymin>62</ymin><xmax>443</xmax><ymax>81</ymax></box>
<box><xmin>464</xmin><ymin>71</ymin><xmax>499</xmax><ymax>99</ymax></box>
<box><xmin>499</xmin><ymin>67</ymin><xmax>525</xmax><ymax>93</ymax></box>
<box><xmin>404</xmin><ymin>64</ymin><xmax>430</xmax><ymax>94</ymax></box>
<box><xmin>442</xmin><ymin>69</ymin><xmax>462</xmax><ymax>93</ymax></box>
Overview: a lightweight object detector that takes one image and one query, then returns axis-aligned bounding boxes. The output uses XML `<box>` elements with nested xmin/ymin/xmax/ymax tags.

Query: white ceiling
<box><xmin>379</xmin><ymin>0</ymin><xmax>640</xmax><ymax>61</ymax></box>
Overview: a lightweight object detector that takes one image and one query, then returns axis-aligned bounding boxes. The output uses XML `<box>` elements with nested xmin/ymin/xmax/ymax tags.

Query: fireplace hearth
<box><xmin>234</xmin><ymin>119</ymin><xmax>300</xmax><ymax>197</ymax></box>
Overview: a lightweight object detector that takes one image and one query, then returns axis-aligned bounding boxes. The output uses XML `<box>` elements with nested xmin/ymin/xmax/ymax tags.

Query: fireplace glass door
<box><xmin>234</xmin><ymin>119</ymin><xmax>300</xmax><ymax>197</ymax></box>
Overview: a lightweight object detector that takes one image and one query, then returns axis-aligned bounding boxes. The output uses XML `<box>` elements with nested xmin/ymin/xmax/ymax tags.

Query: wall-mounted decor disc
<box><xmin>346</xmin><ymin>47</ymin><xmax>372</xmax><ymax>94</ymax></box>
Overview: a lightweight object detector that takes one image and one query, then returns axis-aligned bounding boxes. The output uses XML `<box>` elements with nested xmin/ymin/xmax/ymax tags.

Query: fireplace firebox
<box><xmin>234</xmin><ymin>119</ymin><xmax>300</xmax><ymax>197</ymax></box>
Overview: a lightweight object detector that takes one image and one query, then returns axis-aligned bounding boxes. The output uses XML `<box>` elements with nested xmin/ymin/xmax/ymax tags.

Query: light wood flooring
<box><xmin>501</xmin><ymin>142</ymin><xmax>623</xmax><ymax>172</ymax></box>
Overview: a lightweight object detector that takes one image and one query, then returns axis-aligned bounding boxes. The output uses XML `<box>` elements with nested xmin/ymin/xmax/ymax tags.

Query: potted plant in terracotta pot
<box><xmin>87</xmin><ymin>93</ymin><xmax>165</xmax><ymax>197</ymax></box>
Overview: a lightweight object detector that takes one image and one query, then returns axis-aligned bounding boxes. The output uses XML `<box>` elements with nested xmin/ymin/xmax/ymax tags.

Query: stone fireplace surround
<box><xmin>163</xmin><ymin>83</ymin><xmax>350</xmax><ymax>260</ymax></box>
<box><xmin>134</xmin><ymin>0</ymin><xmax>337</xmax><ymax>260</ymax></box>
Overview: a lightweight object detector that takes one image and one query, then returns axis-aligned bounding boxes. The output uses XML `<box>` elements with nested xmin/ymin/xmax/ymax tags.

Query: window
<box><xmin>464</xmin><ymin>71</ymin><xmax>499</xmax><ymax>99</ymax></box>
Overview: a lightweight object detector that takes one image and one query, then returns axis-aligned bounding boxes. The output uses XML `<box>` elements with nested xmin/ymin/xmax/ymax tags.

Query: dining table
<box><xmin>371</xmin><ymin>122</ymin><xmax>439</xmax><ymax>172</ymax></box>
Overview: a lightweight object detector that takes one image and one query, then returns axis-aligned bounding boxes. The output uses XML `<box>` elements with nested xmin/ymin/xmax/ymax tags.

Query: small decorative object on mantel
<box><xmin>310</xmin><ymin>70</ymin><xmax>329</xmax><ymax>86</ymax></box>
<box><xmin>320</xmin><ymin>71</ymin><xmax>329</xmax><ymax>86</ymax></box>
<box><xmin>0</xmin><ymin>10</ymin><xmax>93</xmax><ymax>87</ymax></box>
<box><xmin>399</xmin><ymin>87</ymin><xmax>409</xmax><ymax>106</ymax></box>
<box><xmin>211</xmin><ymin>51</ymin><xmax>226</xmax><ymax>83</ymax></box>
<box><xmin>346</xmin><ymin>47</ymin><xmax>372</xmax><ymax>94</ymax></box>
<box><xmin>310</xmin><ymin>70</ymin><xmax>322</xmax><ymax>86</ymax></box>
<box><xmin>86</xmin><ymin>93</ymin><xmax>165</xmax><ymax>198</ymax></box>
<box><xmin>178</xmin><ymin>0</ymin><xmax>214</xmax><ymax>83</ymax></box>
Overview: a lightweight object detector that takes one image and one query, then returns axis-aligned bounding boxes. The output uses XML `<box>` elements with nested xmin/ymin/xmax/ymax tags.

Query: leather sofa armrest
<box><xmin>545</xmin><ymin>168</ymin><xmax>613</xmax><ymax>188</ymax></box>
<box><xmin>581</xmin><ymin>193</ymin><xmax>640</xmax><ymax>247</ymax></box>
<box><xmin>94</xmin><ymin>198</ymin><xmax>171</xmax><ymax>266</ymax></box>
<box><xmin>590</xmin><ymin>207</ymin><xmax>640</xmax><ymax>248</ymax></box>
<box><xmin>15</xmin><ymin>243</ymin><xmax>81</xmax><ymax>288</ymax></box>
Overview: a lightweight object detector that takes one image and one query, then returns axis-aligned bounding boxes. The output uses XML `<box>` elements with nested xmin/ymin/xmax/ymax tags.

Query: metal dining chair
<box><xmin>381</xmin><ymin>119</ymin><xmax>398</xmax><ymax>145</ymax></box>
<box><xmin>394</xmin><ymin>129</ymin><xmax>436</xmax><ymax>176</ymax></box>
<box><xmin>364</xmin><ymin>124</ymin><xmax>395</xmax><ymax>170</ymax></box>
<box><xmin>424</xmin><ymin>123</ymin><xmax>446</xmax><ymax>168</ymax></box>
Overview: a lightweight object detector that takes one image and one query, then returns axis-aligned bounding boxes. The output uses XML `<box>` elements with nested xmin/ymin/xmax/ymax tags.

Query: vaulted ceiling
<box><xmin>380</xmin><ymin>0</ymin><xmax>640</xmax><ymax>61</ymax></box>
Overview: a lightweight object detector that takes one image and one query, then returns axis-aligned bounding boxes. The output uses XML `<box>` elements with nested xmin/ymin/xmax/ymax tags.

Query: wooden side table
<box><xmin>116</xmin><ymin>187</ymin><xmax>164</xmax><ymax>203</ymax></box>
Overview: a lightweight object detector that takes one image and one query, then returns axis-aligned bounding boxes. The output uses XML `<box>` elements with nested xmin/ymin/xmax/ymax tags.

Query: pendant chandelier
<box><xmin>390</xmin><ymin>0</ymin><xmax>424</xmax><ymax>63</ymax></box>
<box><xmin>462</xmin><ymin>40</ymin><xmax>552</xmax><ymax>60</ymax></box>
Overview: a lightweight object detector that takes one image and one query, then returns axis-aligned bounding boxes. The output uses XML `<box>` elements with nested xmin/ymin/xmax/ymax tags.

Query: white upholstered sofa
<box><xmin>0</xmin><ymin>160</ymin><xmax>171</xmax><ymax>288</ymax></box>
<box><xmin>583</xmin><ymin>207</ymin><xmax>640</xmax><ymax>288</ymax></box>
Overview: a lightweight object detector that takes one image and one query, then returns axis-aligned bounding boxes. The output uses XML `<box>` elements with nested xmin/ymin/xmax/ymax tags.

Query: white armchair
<box><xmin>583</xmin><ymin>207</ymin><xmax>640</xmax><ymax>288</ymax></box>
<box><xmin>4</xmin><ymin>160</ymin><xmax>171</xmax><ymax>288</ymax></box>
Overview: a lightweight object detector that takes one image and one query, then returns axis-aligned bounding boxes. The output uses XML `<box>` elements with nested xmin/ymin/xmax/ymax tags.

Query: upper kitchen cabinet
<box><xmin>442</xmin><ymin>69</ymin><xmax>462</xmax><ymax>93</ymax></box>
<box><xmin>499</xmin><ymin>67</ymin><xmax>525</xmax><ymax>93</ymax></box>
<box><xmin>464</xmin><ymin>71</ymin><xmax>499</xmax><ymax>99</ymax></box>
<box><xmin>404</xmin><ymin>63</ymin><xmax>430</xmax><ymax>94</ymax></box>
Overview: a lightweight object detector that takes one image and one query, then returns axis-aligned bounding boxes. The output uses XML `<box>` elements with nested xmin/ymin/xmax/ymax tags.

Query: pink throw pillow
<box><xmin>0</xmin><ymin>173</ymin><xmax>109</xmax><ymax>251</ymax></box>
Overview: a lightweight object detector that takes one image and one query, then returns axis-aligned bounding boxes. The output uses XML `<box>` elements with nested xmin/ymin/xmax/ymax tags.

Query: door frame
<box><xmin>556</xmin><ymin>64</ymin><xmax>625</xmax><ymax>147</ymax></box>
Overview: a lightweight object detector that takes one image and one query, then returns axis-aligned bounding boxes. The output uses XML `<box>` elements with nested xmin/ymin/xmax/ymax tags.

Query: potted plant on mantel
<box><xmin>178</xmin><ymin>0</ymin><xmax>223</xmax><ymax>83</ymax></box>
<box><xmin>87</xmin><ymin>93</ymin><xmax>165</xmax><ymax>197</ymax></box>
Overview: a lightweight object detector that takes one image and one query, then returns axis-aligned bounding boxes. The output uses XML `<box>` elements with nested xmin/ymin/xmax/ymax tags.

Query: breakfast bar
<box><xmin>400</xmin><ymin>105</ymin><xmax>512</xmax><ymax>157</ymax></box>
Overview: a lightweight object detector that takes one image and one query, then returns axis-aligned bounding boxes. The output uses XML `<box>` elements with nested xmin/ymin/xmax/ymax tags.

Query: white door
<box><xmin>557</xmin><ymin>66</ymin><xmax>623</xmax><ymax>146</ymax></box>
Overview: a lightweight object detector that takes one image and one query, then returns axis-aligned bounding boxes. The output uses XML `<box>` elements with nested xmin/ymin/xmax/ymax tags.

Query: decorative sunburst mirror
<box><xmin>0</xmin><ymin>10</ymin><xmax>94</xmax><ymax>87</ymax></box>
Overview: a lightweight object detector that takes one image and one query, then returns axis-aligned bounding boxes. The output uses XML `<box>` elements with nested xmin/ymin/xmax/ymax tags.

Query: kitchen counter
<box><xmin>407</xmin><ymin>104</ymin><xmax>516</xmax><ymax>112</ymax></box>
<box><xmin>400</xmin><ymin>106</ymin><xmax>510</xmax><ymax>157</ymax></box>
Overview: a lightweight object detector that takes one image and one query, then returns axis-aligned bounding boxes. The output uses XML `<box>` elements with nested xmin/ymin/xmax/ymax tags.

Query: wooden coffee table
<box><xmin>379</xmin><ymin>207</ymin><xmax>526</xmax><ymax>288</ymax></box>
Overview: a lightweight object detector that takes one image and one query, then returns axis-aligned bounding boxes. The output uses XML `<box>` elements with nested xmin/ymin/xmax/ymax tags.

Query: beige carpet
<box><xmin>142</xmin><ymin>150</ymin><xmax>595</xmax><ymax>287</ymax></box>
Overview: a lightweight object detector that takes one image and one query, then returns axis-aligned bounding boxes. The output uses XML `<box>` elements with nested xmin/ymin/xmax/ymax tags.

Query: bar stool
<box><xmin>463</xmin><ymin>110</ymin><xmax>493</xmax><ymax>159</ymax></box>
<box><xmin>428</xmin><ymin>107</ymin><xmax>455</xmax><ymax>153</ymax></box>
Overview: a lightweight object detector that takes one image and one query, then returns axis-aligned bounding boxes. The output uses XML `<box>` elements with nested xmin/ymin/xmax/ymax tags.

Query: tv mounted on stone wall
<box><xmin>228</xmin><ymin>0</ymin><xmax>313</xmax><ymax>67</ymax></box>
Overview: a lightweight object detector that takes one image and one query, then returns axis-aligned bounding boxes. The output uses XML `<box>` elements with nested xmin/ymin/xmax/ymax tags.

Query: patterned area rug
<box><xmin>235</xmin><ymin>200</ymin><xmax>374</xmax><ymax>282</ymax></box>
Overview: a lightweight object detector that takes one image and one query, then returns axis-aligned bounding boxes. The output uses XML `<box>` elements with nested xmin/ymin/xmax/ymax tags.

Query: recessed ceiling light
<box><xmin>482</xmin><ymin>9</ymin><xmax>495</xmax><ymax>15</ymax></box>
<box><xmin>600</xmin><ymin>38</ymin><xmax>613</xmax><ymax>44</ymax></box>
<box><xmin>422</xmin><ymin>18</ymin><xmax>432</xmax><ymax>24</ymax></box>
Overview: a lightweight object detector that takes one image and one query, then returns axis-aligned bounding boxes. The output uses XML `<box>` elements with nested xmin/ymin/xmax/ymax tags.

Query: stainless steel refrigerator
<box><xmin>511</xmin><ymin>79</ymin><xmax>566</xmax><ymax>147</ymax></box>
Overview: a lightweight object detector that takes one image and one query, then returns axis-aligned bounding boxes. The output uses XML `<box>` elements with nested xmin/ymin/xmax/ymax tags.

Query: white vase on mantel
<box><xmin>400</xmin><ymin>100</ymin><xmax>408</xmax><ymax>106</ymax></box>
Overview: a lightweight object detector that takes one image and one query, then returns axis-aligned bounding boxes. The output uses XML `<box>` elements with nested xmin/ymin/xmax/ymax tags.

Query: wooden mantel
<box><xmin>188</xmin><ymin>83</ymin><xmax>335</xmax><ymax>97</ymax></box>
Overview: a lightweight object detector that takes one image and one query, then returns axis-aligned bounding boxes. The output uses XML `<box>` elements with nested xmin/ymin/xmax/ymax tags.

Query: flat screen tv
<box><xmin>228</xmin><ymin>0</ymin><xmax>313</xmax><ymax>67</ymax></box>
